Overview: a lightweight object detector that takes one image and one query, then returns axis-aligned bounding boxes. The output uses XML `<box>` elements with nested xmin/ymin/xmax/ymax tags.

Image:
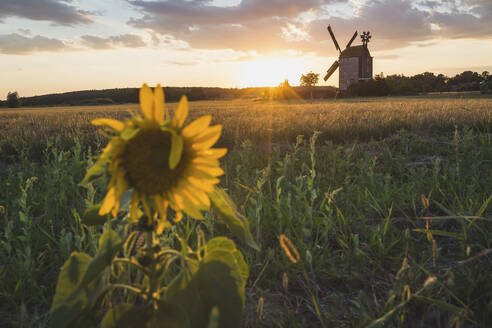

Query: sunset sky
<box><xmin>1</xmin><ymin>0</ymin><xmax>491</xmax><ymax>98</ymax></box>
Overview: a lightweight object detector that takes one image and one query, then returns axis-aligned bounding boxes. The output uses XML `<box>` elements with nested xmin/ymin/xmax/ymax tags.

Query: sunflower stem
<box><xmin>145</xmin><ymin>230</ymin><xmax>161</xmax><ymax>303</ymax></box>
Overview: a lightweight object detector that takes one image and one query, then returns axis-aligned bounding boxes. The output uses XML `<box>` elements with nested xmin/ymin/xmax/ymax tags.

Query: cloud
<box><xmin>126</xmin><ymin>0</ymin><xmax>492</xmax><ymax>56</ymax></box>
<box><xmin>128</xmin><ymin>0</ymin><xmax>323</xmax><ymax>52</ymax></box>
<box><xmin>18</xmin><ymin>28</ymin><xmax>31</xmax><ymax>35</ymax></box>
<box><xmin>0</xmin><ymin>33</ymin><xmax>70</xmax><ymax>54</ymax></box>
<box><xmin>80</xmin><ymin>34</ymin><xmax>146</xmax><ymax>50</ymax></box>
<box><xmin>308</xmin><ymin>0</ymin><xmax>433</xmax><ymax>52</ymax></box>
<box><xmin>0</xmin><ymin>0</ymin><xmax>92</xmax><ymax>26</ymax></box>
<box><xmin>165</xmin><ymin>60</ymin><xmax>199</xmax><ymax>66</ymax></box>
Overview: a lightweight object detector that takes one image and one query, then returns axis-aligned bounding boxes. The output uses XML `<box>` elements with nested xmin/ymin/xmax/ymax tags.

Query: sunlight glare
<box><xmin>238</xmin><ymin>57</ymin><xmax>307</xmax><ymax>87</ymax></box>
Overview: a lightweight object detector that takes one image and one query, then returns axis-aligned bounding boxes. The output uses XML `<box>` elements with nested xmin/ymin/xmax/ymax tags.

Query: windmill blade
<box><xmin>345</xmin><ymin>31</ymin><xmax>358</xmax><ymax>49</ymax></box>
<box><xmin>327</xmin><ymin>25</ymin><xmax>341</xmax><ymax>53</ymax></box>
<box><xmin>324</xmin><ymin>60</ymin><xmax>339</xmax><ymax>81</ymax></box>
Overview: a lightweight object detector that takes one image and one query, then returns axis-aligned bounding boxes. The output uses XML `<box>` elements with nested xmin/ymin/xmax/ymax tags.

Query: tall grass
<box><xmin>0</xmin><ymin>97</ymin><xmax>491</xmax><ymax>327</ymax></box>
<box><xmin>1</xmin><ymin>97</ymin><xmax>491</xmax><ymax>156</ymax></box>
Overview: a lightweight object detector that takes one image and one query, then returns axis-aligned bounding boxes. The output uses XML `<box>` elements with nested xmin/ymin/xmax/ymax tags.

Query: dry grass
<box><xmin>1</xmin><ymin>97</ymin><xmax>491</xmax><ymax>152</ymax></box>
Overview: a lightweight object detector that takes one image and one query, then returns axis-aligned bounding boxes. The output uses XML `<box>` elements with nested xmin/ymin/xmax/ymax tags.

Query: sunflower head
<box><xmin>84</xmin><ymin>84</ymin><xmax>226</xmax><ymax>234</ymax></box>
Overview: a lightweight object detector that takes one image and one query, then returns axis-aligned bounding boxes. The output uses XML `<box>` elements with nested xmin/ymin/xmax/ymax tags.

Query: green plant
<box><xmin>49</xmin><ymin>85</ymin><xmax>258</xmax><ymax>327</ymax></box>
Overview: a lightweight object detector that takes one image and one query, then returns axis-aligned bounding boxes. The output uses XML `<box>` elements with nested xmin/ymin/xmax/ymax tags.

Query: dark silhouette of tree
<box><xmin>279</xmin><ymin>79</ymin><xmax>291</xmax><ymax>88</ymax></box>
<box><xmin>300</xmin><ymin>71</ymin><xmax>320</xmax><ymax>100</ymax></box>
<box><xmin>300</xmin><ymin>72</ymin><xmax>319</xmax><ymax>87</ymax></box>
<box><xmin>7</xmin><ymin>91</ymin><xmax>20</xmax><ymax>108</ymax></box>
<box><xmin>482</xmin><ymin>71</ymin><xmax>490</xmax><ymax>82</ymax></box>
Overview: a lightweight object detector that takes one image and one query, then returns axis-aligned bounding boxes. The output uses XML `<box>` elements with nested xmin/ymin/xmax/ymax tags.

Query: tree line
<box><xmin>347</xmin><ymin>70</ymin><xmax>491</xmax><ymax>97</ymax></box>
<box><xmin>0</xmin><ymin>87</ymin><xmax>244</xmax><ymax>108</ymax></box>
<box><xmin>2</xmin><ymin>70</ymin><xmax>490</xmax><ymax>108</ymax></box>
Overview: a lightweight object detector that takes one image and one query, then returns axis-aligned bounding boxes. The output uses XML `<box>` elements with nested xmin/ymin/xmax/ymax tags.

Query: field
<box><xmin>1</xmin><ymin>96</ymin><xmax>492</xmax><ymax>327</ymax></box>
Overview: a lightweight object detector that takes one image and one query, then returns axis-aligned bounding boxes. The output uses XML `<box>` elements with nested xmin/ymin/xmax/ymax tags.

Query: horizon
<box><xmin>1</xmin><ymin>0</ymin><xmax>491</xmax><ymax>99</ymax></box>
<box><xmin>0</xmin><ymin>67</ymin><xmax>486</xmax><ymax>102</ymax></box>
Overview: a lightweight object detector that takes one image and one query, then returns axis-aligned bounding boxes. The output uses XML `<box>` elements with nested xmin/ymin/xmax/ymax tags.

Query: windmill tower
<box><xmin>324</xmin><ymin>25</ymin><xmax>373</xmax><ymax>90</ymax></box>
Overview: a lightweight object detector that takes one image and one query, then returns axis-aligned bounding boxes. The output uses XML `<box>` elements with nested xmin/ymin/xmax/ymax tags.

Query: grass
<box><xmin>1</xmin><ymin>96</ymin><xmax>491</xmax><ymax>327</ymax></box>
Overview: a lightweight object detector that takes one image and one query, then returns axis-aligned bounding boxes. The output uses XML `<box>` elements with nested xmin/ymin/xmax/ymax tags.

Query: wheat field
<box><xmin>1</xmin><ymin>97</ymin><xmax>491</xmax><ymax>149</ymax></box>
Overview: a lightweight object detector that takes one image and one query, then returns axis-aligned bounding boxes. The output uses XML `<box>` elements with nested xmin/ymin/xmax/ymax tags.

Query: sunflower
<box><xmin>85</xmin><ymin>84</ymin><xmax>226</xmax><ymax>233</ymax></box>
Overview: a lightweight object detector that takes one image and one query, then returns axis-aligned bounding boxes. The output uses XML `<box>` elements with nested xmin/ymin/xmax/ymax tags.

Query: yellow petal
<box><xmin>139</xmin><ymin>83</ymin><xmax>154</xmax><ymax>120</ymax></box>
<box><xmin>115</xmin><ymin>168</ymin><xmax>129</xmax><ymax>198</ymax></box>
<box><xmin>169</xmin><ymin>133</ymin><xmax>183</xmax><ymax>170</ymax></box>
<box><xmin>172</xmin><ymin>190</ymin><xmax>204</xmax><ymax>219</ymax></box>
<box><xmin>182</xmin><ymin>186</ymin><xmax>210</xmax><ymax>208</ymax></box>
<box><xmin>191</xmin><ymin>157</ymin><xmax>220</xmax><ymax>167</ymax></box>
<box><xmin>188</xmin><ymin>167</ymin><xmax>219</xmax><ymax>180</ymax></box>
<box><xmin>99</xmin><ymin>187</ymin><xmax>116</xmax><ymax>216</ymax></box>
<box><xmin>141</xmin><ymin>197</ymin><xmax>152</xmax><ymax>224</ymax></box>
<box><xmin>153</xmin><ymin>194</ymin><xmax>167</xmax><ymax>220</ymax></box>
<box><xmin>197</xmin><ymin>148</ymin><xmax>227</xmax><ymax>159</ymax></box>
<box><xmin>172</xmin><ymin>95</ymin><xmax>188</xmax><ymax>128</ymax></box>
<box><xmin>153</xmin><ymin>84</ymin><xmax>165</xmax><ymax>124</ymax></box>
<box><xmin>112</xmin><ymin>200</ymin><xmax>120</xmax><ymax>218</ymax></box>
<box><xmin>182</xmin><ymin>115</ymin><xmax>211</xmax><ymax>138</ymax></box>
<box><xmin>192</xmin><ymin>125</ymin><xmax>222</xmax><ymax>150</ymax></box>
<box><xmin>174</xmin><ymin>212</ymin><xmax>183</xmax><ymax>222</ymax></box>
<box><xmin>194</xmin><ymin>165</ymin><xmax>224</xmax><ymax>177</ymax></box>
<box><xmin>187</xmin><ymin>176</ymin><xmax>215</xmax><ymax>192</ymax></box>
<box><xmin>92</xmin><ymin>118</ymin><xmax>125</xmax><ymax>132</ymax></box>
<box><xmin>130</xmin><ymin>192</ymin><xmax>140</xmax><ymax>221</ymax></box>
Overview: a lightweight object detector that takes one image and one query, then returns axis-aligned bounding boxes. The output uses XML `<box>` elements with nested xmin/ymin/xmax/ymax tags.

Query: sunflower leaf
<box><xmin>209</xmin><ymin>188</ymin><xmax>259</xmax><ymax>251</ymax></box>
<box><xmin>50</xmin><ymin>253</ymin><xmax>106</xmax><ymax>328</ymax></box>
<box><xmin>101</xmin><ymin>301</ymin><xmax>190</xmax><ymax>328</ymax></box>
<box><xmin>82</xmin><ymin>205</ymin><xmax>109</xmax><ymax>226</ymax></box>
<box><xmin>165</xmin><ymin>238</ymin><xmax>246</xmax><ymax>328</ymax></box>
<box><xmin>101</xmin><ymin>304</ymin><xmax>148</xmax><ymax>328</ymax></box>
<box><xmin>80</xmin><ymin>163</ymin><xmax>105</xmax><ymax>187</ymax></box>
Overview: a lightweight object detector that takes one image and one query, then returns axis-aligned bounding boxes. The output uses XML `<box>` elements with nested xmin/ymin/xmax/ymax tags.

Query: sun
<box><xmin>238</xmin><ymin>56</ymin><xmax>307</xmax><ymax>87</ymax></box>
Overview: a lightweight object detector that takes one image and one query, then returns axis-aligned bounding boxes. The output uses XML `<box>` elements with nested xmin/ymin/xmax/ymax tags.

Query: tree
<box><xmin>482</xmin><ymin>71</ymin><xmax>490</xmax><ymax>82</ymax></box>
<box><xmin>300</xmin><ymin>71</ymin><xmax>319</xmax><ymax>87</ymax></box>
<box><xmin>280</xmin><ymin>79</ymin><xmax>291</xmax><ymax>88</ymax></box>
<box><xmin>300</xmin><ymin>71</ymin><xmax>320</xmax><ymax>100</ymax></box>
<box><xmin>7</xmin><ymin>91</ymin><xmax>19</xmax><ymax>108</ymax></box>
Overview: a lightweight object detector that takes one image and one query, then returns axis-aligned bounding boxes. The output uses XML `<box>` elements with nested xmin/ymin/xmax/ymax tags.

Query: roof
<box><xmin>340</xmin><ymin>45</ymin><xmax>371</xmax><ymax>58</ymax></box>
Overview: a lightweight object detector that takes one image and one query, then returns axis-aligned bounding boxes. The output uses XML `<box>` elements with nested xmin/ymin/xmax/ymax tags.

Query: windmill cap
<box><xmin>340</xmin><ymin>45</ymin><xmax>371</xmax><ymax>58</ymax></box>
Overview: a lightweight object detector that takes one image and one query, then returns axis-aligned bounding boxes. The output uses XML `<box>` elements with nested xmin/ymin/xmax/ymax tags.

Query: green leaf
<box><xmin>152</xmin><ymin>300</ymin><xmax>190</xmax><ymax>328</ymax></box>
<box><xmin>50</xmin><ymin>230</ymin><xmax>123</xmax><ymax>328</ymax></box>
<box><xmin>82</xmin><ymin>205</ymin><xmax>108</xmax><ymax>226</ymax></box>
<box><xmin>413</xmin><ymin>229</ymin><xmax>463</xmax><ymax>239</ymax></box>
<box><xmin>166</xmin><ymin>238</ymin><xmax>247</xmax><ymax>328</ymax></box>
<box><xmin>101</xmin><ymin>304</ymin><xmax>148</xmax><ymax>328</ymax></box>
<box><xmin>50</xmin><ymin>253</ymin><xmax>102</xmax><ymax>328</ymax></box>
<box><xmin>412</xmin><ymin>295</ymin><xmax>464</xmax><ymax>315</ymax></box>
<box><xmin>101</xmin><ymin>301</ymin><xmax>190</xmax><ymax>328</ymax></box>
<box><xmin>80</xmin><ymin>162</ymin><xmax>105</xmax><ymax>187</ymax></box>
<box><xmin>476</xmin><ymin>194</ymin><xmax>492</xmax><ymax>217</ymax></box>
<box><xmin>205</xmin><ymin>237</ymin><xmax>248</xmax><ymax>285</ymax></box>
<box><xmin>82</xmin><ymin>230</ymin><xmax>123</xmax><ymax>286</ymax></box>
<box><xmin>209</xmin><ymin>188</ymin><xmax>259</xmax><ymax>250</ymax></box>
<box><xmin>205</xmin><ymin>237</ymin><xmax>236</xmax><ymax>252</ymax></box>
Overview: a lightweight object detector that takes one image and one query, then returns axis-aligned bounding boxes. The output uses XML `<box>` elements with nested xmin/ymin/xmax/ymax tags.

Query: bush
<box><xmin>7</xmin><ymin>91</ymin><xmax>20</xmax><ymax>108</ymax></box>
<box><xmin>346</xmin><ymin>77</ymin><xmax>389</xmax><ymax>97</ymax></box>
<box><xmin>480</xmin><ymin>81</ymin><xmax>492</xmax><ymax>94</ymax></box>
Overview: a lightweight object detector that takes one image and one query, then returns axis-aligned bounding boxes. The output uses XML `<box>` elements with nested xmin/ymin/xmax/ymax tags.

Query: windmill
<box><xmin>324</xmin><ymin>25</ymin><xmax>373</xmax><ymax>90</ymax></box>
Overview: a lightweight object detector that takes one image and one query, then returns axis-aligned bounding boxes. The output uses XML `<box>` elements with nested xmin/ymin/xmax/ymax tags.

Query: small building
<box><xmin>339</xmin><ymin>45</ymin><xmax>373</xmax><ymax>90</ymax></box>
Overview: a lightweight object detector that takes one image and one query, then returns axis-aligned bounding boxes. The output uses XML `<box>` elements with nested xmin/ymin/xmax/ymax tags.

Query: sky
<box><xmin>0</xmin><ymin>0</ymin><xmax>491</xmax><ymax>98</ymax></box>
